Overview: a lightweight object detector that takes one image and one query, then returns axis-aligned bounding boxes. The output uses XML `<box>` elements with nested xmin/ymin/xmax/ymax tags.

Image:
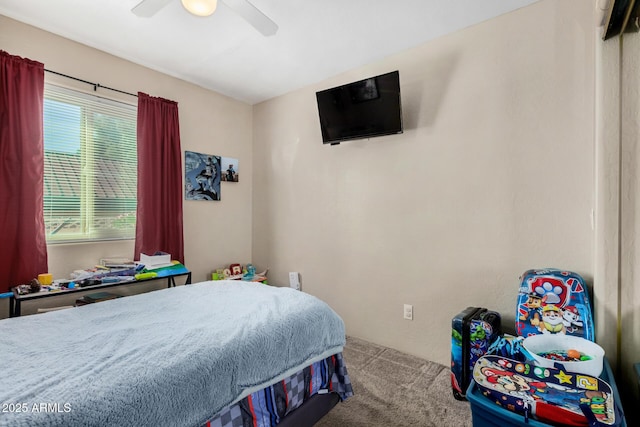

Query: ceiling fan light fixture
<box><xmin>181</xmin><ymin>0</ymin><xmax>218</xmax><ymax>17</ymax></box>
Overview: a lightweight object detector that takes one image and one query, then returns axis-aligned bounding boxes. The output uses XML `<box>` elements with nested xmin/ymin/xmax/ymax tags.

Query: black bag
<box><xmin>451</xmin><ymin>307</ymin><xmax>501</xmax><ymax>400</ymax></box>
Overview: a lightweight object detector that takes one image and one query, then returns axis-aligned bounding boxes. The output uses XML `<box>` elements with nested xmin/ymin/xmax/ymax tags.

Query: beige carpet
<box><xmin>316</xmin><ymin>336</ymin><xmax>473</xmax><ymax>427</ymax></box>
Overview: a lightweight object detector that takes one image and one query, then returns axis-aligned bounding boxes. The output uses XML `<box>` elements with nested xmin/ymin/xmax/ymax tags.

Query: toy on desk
<box><xmin>212</xmin><ymin>265</ymin><xmax>268</xmax><ymax>283</ymax></box>
<box><xmin>135</xmin><ymin>272</ymin><xmax>158</xmax><ymax>280</ymax></box>
<box><xmin>473</xmin><ymin>355</ymin><xmax>620</xmax><ymax>427</ymax></box>
<box><xmin>38</xmin><ymin>273</ymin><xmax>53</xmax><ymax>286</ymax></box>
<box><xmin>243</xmin><ymin>264</ymin><xmax>256</xmax><ymax>280</ymax></box>
<box><xmin>14</xmin><ymin>278</ymin><xmax>42</xmax><ymax>295</ymax></box>
<box><xmin>229</xmin><ymin>263</ymin><xmax>242</xmax><ymax>276</ymax></box>
<box><xmin>209</xmin><ymin>269</ymin><xmax>226</xmax><ymax>280</ymax></box>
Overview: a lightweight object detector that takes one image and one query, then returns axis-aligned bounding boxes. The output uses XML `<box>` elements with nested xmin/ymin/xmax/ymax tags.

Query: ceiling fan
<box><xmin>132</xmin><ymin>0</ymin><xmax>279</xmax><ymax>36</ymax></box>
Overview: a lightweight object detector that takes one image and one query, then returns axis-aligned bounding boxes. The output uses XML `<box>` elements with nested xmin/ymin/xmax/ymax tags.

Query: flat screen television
<box><xmin>315</xmin><ymin>70</ymin><xmax>403</xmax><ymax>145</ymax></box>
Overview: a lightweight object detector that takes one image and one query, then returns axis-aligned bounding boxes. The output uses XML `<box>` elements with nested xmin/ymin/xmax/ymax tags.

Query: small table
<box><xmin>10</xmin><ymin>269</ymin><xmax>191</xmax><ymax>317</ymax></box>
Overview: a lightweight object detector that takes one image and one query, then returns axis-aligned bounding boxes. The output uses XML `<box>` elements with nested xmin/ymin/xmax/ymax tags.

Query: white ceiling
<box><xmin>0</xmin><ymin>0</ymin><xmax>540</xmax><ymax>105</ymax></box>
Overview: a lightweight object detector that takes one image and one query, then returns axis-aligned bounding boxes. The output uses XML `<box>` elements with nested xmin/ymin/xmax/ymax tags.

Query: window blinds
<box><xmin>43</xmin><ymin>84</ymin><xmax>137</xmax><ymax>243</ymax></box>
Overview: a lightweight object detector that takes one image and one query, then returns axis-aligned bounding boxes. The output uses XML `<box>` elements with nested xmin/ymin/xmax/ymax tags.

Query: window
<box><xmin>43</xmin><ymin>84</ymin><xmax>137</xmax><ymax>243</ymax></box>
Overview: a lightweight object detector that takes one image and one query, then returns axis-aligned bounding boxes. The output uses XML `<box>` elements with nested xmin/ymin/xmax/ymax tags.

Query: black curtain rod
<box><xmin>44</xmin><ymin>69</ymin><xmax>138</xmax><ymax>98</ymax></box>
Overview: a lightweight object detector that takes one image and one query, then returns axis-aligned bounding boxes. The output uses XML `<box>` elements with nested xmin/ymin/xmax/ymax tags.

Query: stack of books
<box><xmin>99</xmin><ymin>258</ymin><xmax>135</xmax><ymax>268</ymax></box>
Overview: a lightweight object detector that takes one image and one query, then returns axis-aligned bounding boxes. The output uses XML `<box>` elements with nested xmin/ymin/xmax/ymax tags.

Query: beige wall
<box><xmin>253</xmin><ymin>0</ymin><xmax>595</xmax><ymax>366</ymax></box>
<box><xmin>0</xmin><ymin>15</ymin><xmax>253</xmax><ymax>291</ymax></box>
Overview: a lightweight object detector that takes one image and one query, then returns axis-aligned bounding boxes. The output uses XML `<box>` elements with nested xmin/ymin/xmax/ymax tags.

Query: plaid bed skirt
<box><xmin>203</xmin><ymin>353</ymin><xmax>353</xmax><ymax>427</ymax></box>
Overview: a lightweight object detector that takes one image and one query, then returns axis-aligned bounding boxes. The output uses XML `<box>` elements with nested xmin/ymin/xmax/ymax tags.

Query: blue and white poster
<box><xmin>185</xmin><ymin>151</ymin><xmax>221</xmax><ymax>201</ymax></box>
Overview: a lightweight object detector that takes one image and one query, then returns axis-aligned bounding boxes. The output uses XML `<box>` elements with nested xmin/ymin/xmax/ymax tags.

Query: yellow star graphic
<box><xmin>554</xmin><ymin>370</ymin><xmax>573</xmax><ymax>384</ymax></box>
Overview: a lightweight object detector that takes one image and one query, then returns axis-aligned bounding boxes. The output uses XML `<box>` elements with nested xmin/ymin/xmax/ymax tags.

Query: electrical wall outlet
<box><xmin>403</xmin><ymin>304</ymin><xmax>413</xmax><ymax>320</ymax></box>
<box><xmin>289</xmin><ymin>272</ymin><xmax>300</xmax><ymax>290</ymax></box>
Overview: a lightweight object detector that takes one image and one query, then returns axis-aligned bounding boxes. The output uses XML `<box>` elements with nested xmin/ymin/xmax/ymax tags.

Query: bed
<box><xmin>0</xmin><ymin>280</ymin><xmax>353</xmax><ymax>426</ymax></box>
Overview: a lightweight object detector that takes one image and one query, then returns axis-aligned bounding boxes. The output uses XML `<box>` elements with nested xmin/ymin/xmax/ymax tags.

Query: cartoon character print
<box><xmin>475</xmin><ymin>357</ymin><xmax>612</xmax><ymax>423</ymax></box>
<box><xmin>519</xmin><ymin>293</ymin><xmax>543</xmax><ymax>327</ymax></box>
<box><xmin>480</xmin><ymin>366</ymin><xmax>537</xmax><ymax>403</ymax></box>
<box><xmin>451</xmin><ymin>319</ymin><xmax>496</xmax><ymax>397</ymax></box>
<box><xmin>482</xmin><ymin>367</ymin><xmax>580</xmax><ymax>401</ymax></box>
<box><xmin>528</xmin><ymin>276</ymin><xmax>571</xmax><ymax>306</ymax></box>
<box><xmin>478</xmin><ymin>365</ymin><xmax>568</xmax><ymax>409</ymax></box>
<box><xmin>450</xmin><ymin>329</ymin><xmax>464</xmax><ymax>394</ymax></box>
<box><xmin>562</xmin><ymin>306</ymin><xmax>584</xmax><ymax>335</ymax></box>
<box><xmin>469</xmin><ymin>322</ymin><xmax>492</xmax><ymax>366</ymax></box>
<box><xmin>539</xmin><ymin>304</ymin><xmax>565</xmax><ymax>334</ymax></box>
<box><xmin>517</xmin><ymin>274</ymin><xmax>589</xmax><ymax>337</ymax></box>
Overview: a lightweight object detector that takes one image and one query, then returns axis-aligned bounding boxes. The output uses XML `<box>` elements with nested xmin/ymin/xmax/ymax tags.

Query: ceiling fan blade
<box><xmin>132</xmin><ymin>0</ymin><xmax>174</xmax><ymax>17</ymax></box>
<box><xmin>223</xmin><ymin>0</ymin><xmax>279</xmax><ymax>36</ymax></box>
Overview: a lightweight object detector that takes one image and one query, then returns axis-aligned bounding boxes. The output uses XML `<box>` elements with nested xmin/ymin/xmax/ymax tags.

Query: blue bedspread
<box><xmin>0</xmin><ymin>281</ymin><xmax>346</xmax><ymax>427</ymax></box>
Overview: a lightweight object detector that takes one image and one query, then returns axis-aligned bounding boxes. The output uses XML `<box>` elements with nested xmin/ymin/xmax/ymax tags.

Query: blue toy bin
<box><xmin>466</xmin><ymin>357</ymin><xmax>626</xmax><ymax>427</ymax></box>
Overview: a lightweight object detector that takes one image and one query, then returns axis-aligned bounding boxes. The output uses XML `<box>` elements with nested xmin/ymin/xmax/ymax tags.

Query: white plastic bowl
<box><xmin>522</xmin><ymin>334</ymin><xmax>605</xmax><ymax>377</ymax></box>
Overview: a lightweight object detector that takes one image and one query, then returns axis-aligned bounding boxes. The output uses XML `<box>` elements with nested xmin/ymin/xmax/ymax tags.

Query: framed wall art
<box><xmin>221</xmin><ymin>156</ymin><xmax>239</xmax><ymax>182</ymax></box>
<box><xmin>185</xmin><ymin>151</ymin><xmax>221</xmax><ymax>201</ymax></box>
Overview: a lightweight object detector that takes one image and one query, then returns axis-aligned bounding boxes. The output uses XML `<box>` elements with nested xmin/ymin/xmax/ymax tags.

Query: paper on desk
<box><xmin>140</xmin><ymin>253</ymin><xmax>173</xmax><ymax>269</ymax></box>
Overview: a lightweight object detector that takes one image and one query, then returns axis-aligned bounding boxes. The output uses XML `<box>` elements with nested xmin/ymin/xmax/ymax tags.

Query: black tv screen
<box><xmin>316</xmin><ymin>71</ymin><xmax>403</xmax><ymax>145</ymax></box>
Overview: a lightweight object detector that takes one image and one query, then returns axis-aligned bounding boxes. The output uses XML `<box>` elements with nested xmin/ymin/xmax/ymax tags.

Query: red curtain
<box><xmin>0</xmin><ymin>51</ymin><xmax>48</xmax><ymax>293</ymax></box>
<box><xmin>134</xmin><ymin>93</ymin><xmax>184</xmax><ymax>264</ymax></box>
